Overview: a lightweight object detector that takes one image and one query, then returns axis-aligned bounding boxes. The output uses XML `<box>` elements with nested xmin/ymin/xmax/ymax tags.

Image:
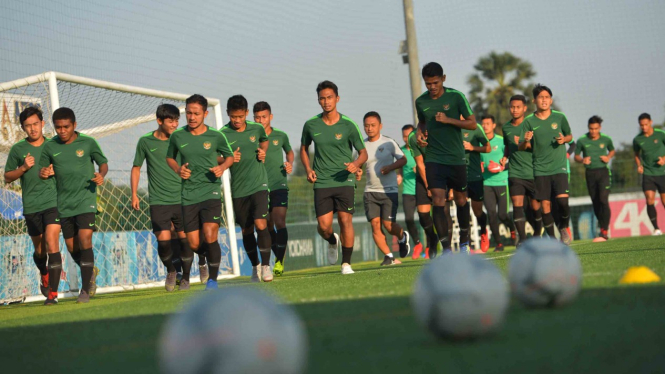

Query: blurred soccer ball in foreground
<box><xmin>412</xmin><ymin>254</ymin><xmax>509</xmax><ymax>339</ymax></box>
<box><xmin>159</xmin><ymin>287</ymin><xmax>307</xmax><ymax>374</ymax></box>
<box><xmin>508</xmin><ymin>238</ymin><xmax>582</xmax><ymax>307</ymax></box>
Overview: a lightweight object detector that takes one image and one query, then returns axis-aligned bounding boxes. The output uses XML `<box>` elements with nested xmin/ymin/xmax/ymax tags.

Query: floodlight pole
<box><xmin>403</xmin><ymin>0</ymin><xmax>422</xmax><ymax>125</ymax></box>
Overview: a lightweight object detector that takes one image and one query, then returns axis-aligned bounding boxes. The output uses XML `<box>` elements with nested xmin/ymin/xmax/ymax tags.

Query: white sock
<box><xmin>386</xmin><ymin>253</ymin><xmax>394</xmax><ymax>258</ymax></box>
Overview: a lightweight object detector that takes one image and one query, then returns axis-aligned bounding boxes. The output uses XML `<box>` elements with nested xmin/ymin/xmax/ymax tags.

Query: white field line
<box><xmin>485</xmin><ymin>254</ymin><xmax>515</xmax><ymax>260</ymax></box>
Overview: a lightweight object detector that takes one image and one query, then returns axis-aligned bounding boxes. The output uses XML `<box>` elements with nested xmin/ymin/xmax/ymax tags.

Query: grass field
<box><xmin>1</xmin><ymin>236</ymin><xmax>664</xmax><ymax>374</ymax></box>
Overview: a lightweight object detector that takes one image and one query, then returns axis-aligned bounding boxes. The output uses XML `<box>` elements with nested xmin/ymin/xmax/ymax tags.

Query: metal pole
<box><xmin>403</xmin><ymin>0</ymin><xmax>422</xmax><ymax>125</ymax></box>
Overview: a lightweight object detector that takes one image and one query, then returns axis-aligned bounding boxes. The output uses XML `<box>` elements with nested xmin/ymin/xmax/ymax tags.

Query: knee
<box><xmin>370</xmin><ymin>220</ymin><xmax>382</xmax><ymax>232</ymax></box>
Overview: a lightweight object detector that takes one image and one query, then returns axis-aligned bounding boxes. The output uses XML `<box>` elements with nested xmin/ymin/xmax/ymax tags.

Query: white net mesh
<box><xmin>0</xmin><ymin>73</ymin><xmax>237</xmax><ymax>303</ymax></box>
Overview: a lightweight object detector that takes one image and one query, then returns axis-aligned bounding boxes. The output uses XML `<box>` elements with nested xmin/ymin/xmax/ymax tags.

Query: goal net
<box><xmin>0</xmin><ymin>71</ymin><xmax>240</xmax><ymax>304</ymax></box>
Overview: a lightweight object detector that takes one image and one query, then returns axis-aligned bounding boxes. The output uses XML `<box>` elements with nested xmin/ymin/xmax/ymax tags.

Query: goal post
<box><xmin>0</xmin><ymin>71</ymin><xmax>240</xmax><ymax>304</ymax></box>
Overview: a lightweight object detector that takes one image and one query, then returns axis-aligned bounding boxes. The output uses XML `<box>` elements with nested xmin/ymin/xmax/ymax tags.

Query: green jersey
<box><xmin>575</xmin><ymin>133</ymin><xmax>614</xmax><ymax>170</ymax></box>
<box><xmin>132</xmin><ymin>131</ymin><xmax>181</xmax><ymax>205</ymax></box>
<box><xmin>415</xmin><ymin>87</ymin><xmax>473</xmax><ymax>166</ymax></box>
<box><xmin>300</xmin><ymin>113</ymin><xmax>365</xmax><ymax>189</ymax></box>
<box><xmin>264</xmin><ymin>127</ymin><xmax>292</xmax><ymax>192</ymax></box>
<box><xmin>501</xmin><ymin>120</ymin><xmax>533</xmax><ymax>180</ymax></box>
<box><xmin>633</xmin><ymin>129</ymin><xmax>665</xmax><ymax>176</ymax></box>
<box><xmin>220</xmin><ymin>122</ymin><xmax>269</xmax><ymax>198</ymax></box>
<box><xmin>5</xmin><ymin>137</ymin><xmax>57</xmax><ymax>215</ymax></box>
<box><xmin>407</xmin><ymin>131</ymin><xmax>426</xmax><ymax>161</ymax></box>
<box><xmin>521</xmin><ymin>111</ymin><xmax>572</xmax><ymax>176</ymax></box>
<box><xmin>166</xmin><ymin>125</ymin><xmax>233</xmax><ymax>205</ymax></box>
<box><xmin>39</xmin><ymin>133</ymin><xmax>108</xmax><ymax>218</ymax></box>
<box><xmin>481</xmin><ymin>134</ymin><xmax>508</xmax><ymax>186</ymax></box>
<box><xmin>401</xmin><ymin>144</ymin><xmax>416</xmax><ymax>195</ymax></box>
<box><xmin>461</xmin><ymin>125</ymin><xmax>488</xmax><ymax>182</ymax></box>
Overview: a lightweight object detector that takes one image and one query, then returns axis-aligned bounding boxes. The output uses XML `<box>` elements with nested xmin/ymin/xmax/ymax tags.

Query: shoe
<box><xmin>567</xmin><ymin>227</ymin><xmax>572</xmax><ymax>242</ymax></box>
<box><xmin>44</xmin><ymin>292</ymin><xmax>58</xmax><ymax>306</ymax></box>
<box><xmin>560</xmin><ymin>228</ymin><xmax>572</xmax><ymax>245</ymax></box>
<box><xmin>510</xmin><ymin>231</ymin><xmax>517</xmax><ymax>246</ymax></box>
<box><xmin>205</xmin><ymin>279</ymin><xmax>218</xmax><ymax>290</ymax></box>
<box><xmin>428</xmin><ymin>246</ymin><xmax>438</xmax><ymax>259</ymax></box>
<box><xmin>262</xmin><ymin>265</ymin><xmax>273</xmax><ymax>282</ymax></box>
<box><xmin>460</xmin><ymin>241</ymin><xmax>470</xmax><ymax>254</ymax></box>
<box><xmin>251</xmin><ymin>266</ymin><xmax>261</xmax><ymax>283</ymax></box>
<box><xmin>175</xmin><ymin>272</ymin><xmax>183</xmax><ymax>286</ymax></box>
<box><xmin>328</xmin><ymin>233</ymin><xmax>340</xmax><ymax>265</ymax></box>
<box><xmin>341</xmin><ymin>263</ymin><xmax>355</xmax><ymax>275</ymax></box>
<box><xmin>480</xmin><ymin>233</ymin><xmax>490</xmax><ymax>253</ymax></box>
<box><xmin>89</xmin><ymin>266</ymin><xmax>99</xmax><ymax>297</ymax></box>
<box><xmin>199</xmin><ymin>265</ymin><xmax>209</xmax><ymax>284</ymax></box>
<box><xmin>516</xmin><ymin>240</ymin><xmax>523</xmax><ymax>249</ymax></box>
<box><xmin>412</xmin><ymin>243</ymin><xmax>423</xmax><ymax>259</ymax></box>
<box><xmin>40</xmin><ymin>273</ymin><xmax>49</xmax><ymax>298</ymax></box>
<box><xmin>424</xmin><ymin>247</ymin><xmax>430</xmax><ymax>260</ymax></box>
<box><xmin>654</xmin><ymin>229</ymin><xmax>662</xmax><ymax>236</ymax></box>
<box><xmin>600</xmin><ymin>229</ymin><xmax>609</xmax><ymax>240</ymax></box>
<box><xmin>380</xmin><ymin>256</ymin><xmax>401</xmax><ymax>266</ymax></box>
<box><xmin>165</xmin><ymin>271</ymin><xmax>177</xmax><ymax>292</ymax></box>
<box><xmin>273</xmin><ymin>260</ymin><xmax>284</xmax><ymax>277</ymax></box>
<box><xmin>398</xmin><ymin>231</ymin><xmax>411</xmax><ymax>258</ymax></box>
<box><xmin>493</xmin><ymin>243</ymin><xmax>505</xmax><ymax>252</ymax></box>
<box><xmin>179</xmin><ymin>279</ymin><xmax>190</xmax><ymax>291</ymax></box>
<box><xmin>76</xmin><ymin>290</ymin><xmax>90</xmax><ymax>304</ymax></box>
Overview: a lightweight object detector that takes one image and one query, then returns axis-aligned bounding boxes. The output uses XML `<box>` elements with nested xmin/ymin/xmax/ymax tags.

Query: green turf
<box><xmin>1</xmin><ymin>236</ymin><xmax>664</xmax><ymax>373</ymax></box>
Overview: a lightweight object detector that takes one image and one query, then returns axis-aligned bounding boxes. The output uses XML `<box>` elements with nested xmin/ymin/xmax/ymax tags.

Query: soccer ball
<box><xmin>411</xmin><ymin>254</ymin><xmax>509</xmax><ymax>339</ymax></box>
<box><xmin>487</xmin><ymin>160</ymin><xmax>504</xmax><ymax>173</ymax></box>
<box><xmin>159</xmin><ymin>287</ymin><xmax>308</xmax><ymax>374</ymax></box>
<box><xmin>508</xmin><ymin>238</ymin><xmax>582</xmax><ymax>307</ymax></box>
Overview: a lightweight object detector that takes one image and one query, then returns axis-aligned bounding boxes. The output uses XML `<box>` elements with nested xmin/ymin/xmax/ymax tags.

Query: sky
<box><xmin>1</xmin><ymin>0</ymin><xmax>664</xmax><ymax>152</ymax></box>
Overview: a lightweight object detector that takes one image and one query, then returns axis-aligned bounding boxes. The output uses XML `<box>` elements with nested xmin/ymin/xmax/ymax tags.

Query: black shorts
<box><xmin>269</xmin><ymin>189</ymin><xmax>289</xmax><ymax>211</ymax></box>
<box><xmin>314</xmin><ymin>186</ymin><xmax>355</xmax><ymax>217</ymax></box>
<box><xmin>425</xmin><ymin>162</ymin><xmax>467</xmax><ymax>192</ymax></box>
<box><xmin>24</xmin><ymin>207</ymin><xmax>59</xmax><ymax>237</ymax></box>
<box><xmin>182</xmin><ymin>198</ymin><xmax>222</xmax><ymax>233</ymax></box>
<box><xmin>415</xmin><ymin>175</ymin><xmax>431</xmax><ymax>206</ymax></box>
<box><xmin>150</xmin><ymin>204</ymin><xmax>184</xmax><ymax>234</ymax></box>
<box><xmin>468</xmin><ymin>180</ymin><xmax>484</xmax><ymax>201</ymax></box>
<box><xmin>61</xmin><ymin>213</ymin><xmax>96</xmax><ymax>239</ymax></box>
<box><xmin>508</xmin><ymin>177</ymin><xmax>536</xmax><ymax>198</ymax></box>
<box><xmin>643</xmin><ymin>175</ymin><xmax>665</xmax><ymax>194</ymax></box>
<box><xmin>364</xmin><ymin>192</ymin><xmax>398</xmax><ymax>222</ymax></box>
<box><xmin>585</xmin><ymin>168</ymin><xmax>611</xmax><ymax>194</ymax></box>
<box><xmin>534</xmin><ymin>173</ymin><xmax>569</xmax><ymax>201</ymax></box>
<box><xmin>233</xmin><ymin>190</ymin><xmax>269</xmax><ymax>229</ymax></box>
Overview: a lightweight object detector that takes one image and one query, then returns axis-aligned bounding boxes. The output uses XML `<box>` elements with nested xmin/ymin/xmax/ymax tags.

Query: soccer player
<box><xmin>461</xmin><ymin>119</ymin><xmax>490</xmax><ymax>252</ymax></box>
<box><xmin>632</xmin><ymin>113</ymin><xmax>665</xmax><ymax>236</ymax></box>
<box><xmin>400</xmin><ymin>125</ymin><xmax>424</xmax><ymax>259</ymax></box>
<box><xmin>131</xmin><ymin>104</ymin><xmax>197</xmax><ymax>291</ymax></box>
<box><xmin>166</xmin><ymin>94</ymin><xmax>234</xmax><ymax>290</ymax></box>
<box><xmin>519</xmin><ymin>85</ymin><xmax>573</xmax><ymax>244</ymax></box>
<box><xmin>300</xmin><ymin>81</ymin><xmax>367</xmax><ymax>274</ymax></box>
<box><xmin>5</xmin><ymin>107</ymin><xmax>61</xmax><ymax>305</ymax></box>
<box><xmin>415</xmin><ymin>62</ymin><xmax>477</xmax><ymax>253</ymax></box>
<box><xmin>574</xmin><ymin>115</ymin><xmax>614</xmax><ymax>241</ymax></box>
<box><xmin>253</xmin><ymin>101</ymin><xmax>294</xmax><ymax>277</ymax></box>
<box><xmin>480</xmin><ymin>115</ymin><xmax>515</xmax><ymax>252</ymax></box>
<box><xmin>222</xmin><ymin>95</ymin><xmax>273</xmax><ymax>282</ymax></box>
<box><xmin>359</xmin><ymin>111</ymin><xmax>409</xmax><ymax>265</ymax></box>
<box><xmin>39</xmin><ymin>107</ymin><xmax>107</xmax><ymax>304</ymax></box>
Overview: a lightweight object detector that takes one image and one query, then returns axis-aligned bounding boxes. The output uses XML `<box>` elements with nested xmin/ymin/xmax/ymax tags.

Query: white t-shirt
<box><xmin>363</xmin><ymin>135</ymin><xmax>404</xmax><ymax>193</ymax></box>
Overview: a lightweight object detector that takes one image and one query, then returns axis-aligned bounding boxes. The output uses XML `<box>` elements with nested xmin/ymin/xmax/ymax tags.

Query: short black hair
<box><xmin>227</xmin><ymin>95</ymin><xmax>248</xmax><ymax>112</ymax></box>
<box><xmin>421</xmin><ymin>62</ymin><xmax>444</xmax><ymax>78</ymax></box>
<box><xmin>19</xmin><ymin>106</ymin><xmax>43</xmax><ymax>126</ymax></box>
<box><xmin>52</xmin><ymin>107</ymin><xmax>76</xmax><ymax>124</ymax></box>
<box><xmin>253</xmin><ymin>101</ymin><xmax>271</xmax><ymax>114</ymax></box>
<box><xmin>316</xmin><ymin>80</ymin><xmax>338</xmax><ymax>96</ymax></box>
<box><xmin>363</xmin><ymin>111</ymin><xmax>381</xmax><ymax>123</ymax></box>
<box><xmin>588</xmin><ymin>115</ymin><xmax>603</xmax><ymax>126</ymax></box>
<box><xmin>156</xmin><ymin>104</ymin><xmax>180</xmax><ymax>121</ymax></box>
<box><xmin>509</xmin><ymin>95</ymin><xmax>527</xmax><ymax>105</ymax></box>
<box><xmin>638</xmin><ymin>113</ymin><xmax>651</xmax><ymax>121</ymax></box>
<box><xmin>481</xmin><ymin>114</ymin><xmax>495</xmax><ymax>123</ymax></box>
<box><xmin>186</xmin><ymin>94</ymin><xmax>208</xmax><ymax>110</ymax></box>
<box><xmin>402</xmin><ymin>124</ymin><xmax>415</xmax><ymax>132</ymax></box>
<box><xmin>532</xmin><ymin>84</ymin><xmax>553</xmax><ymax>98</ymax></box>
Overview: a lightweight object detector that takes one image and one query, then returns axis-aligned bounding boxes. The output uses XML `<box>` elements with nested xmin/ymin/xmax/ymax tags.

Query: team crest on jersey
<box><xmin>551</xmin><ymin>123</ymin><xmax>558</xmax><ymax>130</ymax></box>
<box><xmin>600</xmin><ymin>143</ymin><xmax>605</xmax><ymax>149</ymax></box>
<box><xmin>655</xmin><ymin>139</ymin><xmax>659</xmax><ymax>144</ymax></box>
<box><xmin>335</xmin><ymin>133</ymin><xmax>342</xmax><ymax>140</ymax></box>
<box><xmin>249</xmin><ymin>136</ymin><xmax>256</xmax><ymax>143</ymax></box>
<box><xmin>203</xmin><ymin>141</ymin><xmax>211</xmax><ymax>150</ymax></box>
<box><xmin>493</xmin><ymin>145</ymin><xmax>498</xmax><ymax>151</ymax></box>
<box><xmin>443</xmin><ymin>104</ymin><xmax>450</xmax><ymax>110</ymax></box>
<box><xmin>464</xmin><ymin>132</ymin><xmax>469</xmax><ymax>138</ymax></box>
<box><xmin>272</xmin><ymin>140</ymin><xmax>279</xmax><ymax>146</ymax></box>
<box><xmin>514</xmin><ymin>136</ymin><xmax>520</xmax><ymax>144</ymax></box>
<box><xmin>76</xmin><ymin>149</ymin><xmax>84</xmax><ymax>157</ymax></box>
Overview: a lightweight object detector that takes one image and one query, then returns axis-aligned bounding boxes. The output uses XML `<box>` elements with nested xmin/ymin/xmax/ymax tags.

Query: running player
<box><xmin>222</xmin><ymin>95</ymin><xmax>273</xmax><ymax>282</ymax></box>
<box><xmin>5</xmin><ymin>107</ymin><xmax>61</xmax><ymax>305</ymax></box>
<box><xmin>461</xmin><ymin>119</ymin><xmax>490</xmax><ymax>252</ymax></box>
<box><xmin>39</xmin><ymin>107</ymin><xmax>107</xmax><ymax>303</ymax></box>
<box><xmin>253</xmin><ymin>101</ymin><xmax>293</xmax><ymax>277</ymax></box>
<box><xmin>359</xmin><ymin>111</ymin><xmax>409</xmax><ymax>265</ymax></box>
<box><xmin>632</xmin><ymin>113</ymin><xmax>665</xmax><ymax>236</ymax></box>
<box><xmin>300</xmin><ymin>81</ymin><xmax>367</xmax><ymax>274</ymax></box>
<box><xmin>415</xmin><ymin>62</ymin><xmax>477</xmax><ymax>253</ymax></box>
<box><xmin>574</xmin><ymin>115</ymin><xmax>614</xmax><ymax>241</ymax></box>
<box><xmin>480</xmin><ymin>114</ymin><xmax>515</xmax><ymax>252</ymax></box>
<box><xmin>519</xmin><ymin>85</ymin><xmax>573</xmax><ymax>244</ymax></box>
<box><xmin>166</xmin><ymin>94</ymin><xmax>234</xmax><ymax>290</ymax></box>
<box><xmin>400</xmin><ymin>125</ymin><xmax>424</xmax><ymax>259</ymax></box>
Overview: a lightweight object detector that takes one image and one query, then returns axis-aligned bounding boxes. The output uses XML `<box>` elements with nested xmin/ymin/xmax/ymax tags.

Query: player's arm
<box><xmin>437</xmin><ymin>113</ymin><xmax>477</xmax><ymax>130</ymax></box>
<box><xmin>90</xmin><ymin>139</ymin><xmax>109</xmax><ymax>185</ymax></box>
<box><xmin>345</xmin><ymin>124</ymin><xmax>367</xmax><ymax>173</ymax></box>
<box><xmin>131</xmin><ymin>140</ymin><xmax>146</xmax><ymax>210</ymax></box>
<box><xmin>283</xmin><ymin>135</ymin><xmax>295</xmax><ymax>174</ymax></box>
<box><xmin>38</xmin><ymin>146</ymin><xmax>54</xmax><ymax>180</ymax></box>
<box><xmin>573</xmin><ymin>140</ymin><xmax>584</xmax><ymax>163</ymax></box>
<box><xmin>396</xmin><ymin>167</ymin><xmax>403</xmax><ymax>185</ymax></box>
<box><xmin>556</xmin><ymin>116</ymin><xmax>574</xmax><ymax>144</ymax></box>
<box><xmin>210</xmin><ymin>132</ymin><xmax>235</xmax><ymax>177</ymax></box>
<box><xmin>300</xmin><ymin>124</ymin><xmax>316</xmax><ymax>183</ymax></box>
<box><xmin>381</xmin><ymin>141</ymin><xmax>406</xmax><ymax>174</ymax></box>
<box><xmin>257</xmin><ymin>140</ymin><xmax>268</xmax><ymax>163</ymax></box>
<box><xmin>633</xmin><ymin>139</ymin><xmax>644</xmax><ymax>174</ymax></box>
<box><xmin>4</xmin><ymin>148</ymin><xmax>30</xmax><ymax>184</ymax></box>
<box><xmin>519</xmin><ymin>123</ymin><xmax>533</xmax><ymax>151</ymax></box>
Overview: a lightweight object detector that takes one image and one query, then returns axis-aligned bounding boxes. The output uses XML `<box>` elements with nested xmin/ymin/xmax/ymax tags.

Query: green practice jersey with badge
<box><xmin>481</xmin><ymin>134</ymin><xmax>509</xmax><ymax>187</ymax></box>
<box><xmin>401</xmin><ymin>144</ymin><xmax>416</xmax><ymax>195</ymax></box>
<box><xmin>39</xmin><ymin>133</ymin><xmax>108</xmax><ymax>218</ymax></box>
<box><xmin>521</xmin><ymin>111</ymin><xmax>572</xmax><ymax>176</ymax></box>
<box><xmin>5</xmin><ymin>137</ymin><xmax>57</xmax><ymax>215</ymax></box>
<box><xmin>461</xmin><ymin>125</ymin><xmax>488</xmax><ymax>182</ymax></box>
<box><xmin>415</xmin><ymin>87</ymin><xmax>473</xmax><ymax>166</ymax></box>
<box><xmin>301</xmin><ymin>113</ymin><xmax>365</xmax><ymax>189</ymax></box>
<box><xmin>633</xmin><ymin>129</ymin><xmax>665</xmax><ymax>176</ymax></box>
<box><xmin>264</xmin><ymin>127</ymin><xmax>292</xmax><ymax>192</ymax></box>
<box><xmin>166</xmin><ymin>125</ymin><xmax>234</xmax><ymax>205</ymax></box>
<box><xmin>133</xmin><ymin>131</ymin><xmax>181</xmax><ymax>205</ymax></box>
<box><xmin>221</xmin><ymin>121</ymin><xmax>269</xmax><ymax>198</ymax></box>
<box><xmin>575</xmin><ymin>133</ymin><xmax>614</xmax><ymax>170</ymax></box>
<box><xmin>501</xmin><ymin>120</ymin><xmax>534</xmax><ymax>180</ymax></box>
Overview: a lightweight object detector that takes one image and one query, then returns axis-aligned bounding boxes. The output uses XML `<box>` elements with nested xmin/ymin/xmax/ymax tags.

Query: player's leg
<box><xmin>365</xmin><ymin>193</ymin><xmax>392</xmax><ymax>260</ymax></box>
<box><xmin>25</xmin><ymin>211</ymin><xmax>48</xmax><ymax>297</ymax></box>
<box><xmin>448</xmin><ymin>164</ymin><xmax>471</xmax><ymax>253</ymax></box>
<box><xmin>468</xmin><ymin>181</ymin><xmax>488</xmax><ymax>252</ymax></box>
<box><xmin>597</xmin><ymin>169</ymin><xmax>611</xmax><ymax>239</ymax></box>
<box><xmin>554</xmin><ymin>173</ymin><xmax>572</xmax><ymax>244</ymax></box>
<box><xmin>182</xmin><ymin>203</ymin><xmax>204</xmax><ymax>290</ymax></box>
<box><xmin>173</xmin><ymin>204</ymin><xmax>195</xmax><ymax>284</ymax></box>
<box><xmin>427</xmin><ymin>163</ymin><xmax>452</xmax><ymax>253</ymax></box>
<box><xmin>535</xmin><ymin>176</ymin><xmax>556</xmax><ymax>238</ymax></box>
<box><xmin>200</xmin><ymin>198</ymin><xmax>224</xmax><ymax>289</ymax></box>
<box><xmin>250</xmin><ymin>191</ymin><xmax>272</xmax><ymax>282</ymax></box>
<box><xmin>510</xmin><ymin>181</ymin><xmax>528</xmax><ymax>245</ymax></box>
<box><xmin>75</xmin><ymin>214</ymin><xmax>96</xmax><ymax>303</ymax></box>
<box><xmin>43</xmin><ymin>221</ymin><xmax>62</xmax><ymax>305</ymax></box>
<box><xmin>270</xmin><ymin>189</ymin><xmax>289</xmax><ymax>276</ymax></box>
<box><xmin>496</xmin><ymin>185</ymin><xmax>515</xmax><ymax>242</ymax></box>
<box><xmin>335</xmin><ymin>187</ymin><xmax>356</xmax><ymax>274</ymax></box>
<box><xmin>382</xmin><ymin>193</ymin><xmax>410</xmax><ymax>258</ymax></box>
<box><xmin>233</xmin><ymin>196</ymin><xmax>260</xmax><ymax>275</ymax></box>
<box><xmin>150</xmin><ymin>205</ymin><xmax>177</xmax><ymax>291</ymax></box>
<box><xmin>402</xmin><ymin>194</ymin><xmax>422</xmax><ymax>259</ymax></box>
<box><xmin>315</xmin><ymin>188</ymin><xmax>340</xmax><ymax>265</ymax></box>
<box><xmin>415</xmin><ymin>175</ymin><xmax>438</xmax><ymax>258</ymax></box>
<box><xmin>483</xmin><ymin>186</ymin><xmax>501</xmax><ymax>252</ymax></box>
